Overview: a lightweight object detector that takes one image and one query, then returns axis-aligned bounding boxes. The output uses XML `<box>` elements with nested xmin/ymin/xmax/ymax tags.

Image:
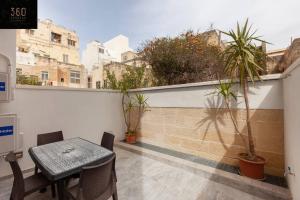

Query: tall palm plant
<box><xmin>221</xmin><ymin>19</ymin><xmax>267</xmax><ymax>160</ymax></box>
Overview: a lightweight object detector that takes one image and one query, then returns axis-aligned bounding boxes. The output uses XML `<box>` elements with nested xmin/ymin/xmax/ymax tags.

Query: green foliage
<box><xmin>104</xmin><ymin>65</ymin><xmax>149</xmax><ymax>135</ymax></box>
<box><xmin>216</xmin><ymin>81</ymin><xmax>237</xmax><ymax>101</ymax></box>
<box><xmin>140</xmin><ymin>30</ymin><xmax>224</xmax><ymax>85</ymax></box>
<box><xmin>105</xmin><ymin>70</ymin><xmax>119</xmax><ymax>90</ymax></box>
<box><xmin>220</xmin><ymin>19</ymin><xmax>269</xmax><ymax>160</ymax></box>
<box><xmin>16</xmin><ymin>75</ymin><xmax>42</xmax><ymax>86</ymax></box>
<box><xmin>122</xmin><ymin>93</ymin><xmax>148</xmax><ymax>135</ymax></box>
<box><xmin>221</xmin><ymin>19</ymin><xmax>268</xmax><ymax>83</ymax></box>
<box><xmin>105</xmin><ymin>65</ymin><xmax>149</xmax><ymax>92</ymax></box>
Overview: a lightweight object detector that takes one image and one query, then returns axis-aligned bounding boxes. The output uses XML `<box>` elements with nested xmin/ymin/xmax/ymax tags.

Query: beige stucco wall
<box><xmin>133</xmin><ymin>107</ymin><xmax>284</xmax><ymax>176</ymax></box>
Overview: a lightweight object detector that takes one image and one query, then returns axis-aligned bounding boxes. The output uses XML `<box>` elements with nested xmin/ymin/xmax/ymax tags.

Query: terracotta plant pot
<box><xmin>238</xmin><ymin>153</ymin><xmax>266</xmax><ymax>180</ymax></box>
<box><xmin>125</xmin><ymin>134</ymin><xmax>136</xmax><ymax>144</ymax></box>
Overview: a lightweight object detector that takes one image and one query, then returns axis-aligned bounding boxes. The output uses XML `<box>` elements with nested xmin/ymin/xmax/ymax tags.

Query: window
<box><xmin>68</xmin><ymin>39</ymin><xmax>76</xmax><ymax>47</ymax></box>
<box><xmin>61</xmin><ymin>78</ymin><xmax>64</xmax><ymax>82</ymax></box>
<box><xmin>25</xmin><ymin>29</ymin><xmax>34</xmax><ymax>35</ymax></box>
<box><xmin>63</xmin><ymin>54</ymin><xmax>69</xmax><ymax>63</ymax></box>
<box><xmin>51</xmin><ymin>32</ymin><xmax>61</xmax><ymax>43</ymax></box>
<box><xmin>88</xmin><ymin>77</ymin><xmax>92</xmax><ymax>88</ymax></box>
<box><xmin>70</xmin><ymin>70</ymin><xmax>80</xmax><ymax>84</ymax></box>
<box><xmin>41</xmin><ymin>71</ymin><xmax>48</xmax><ymax>81</ymax></box>
<box><xmin>16</xmin><ymin>68</ymin><xmax>22</xmax><ymax>75</ymax></box>
<box><xmin>96</xmin><ymin>81</ymin><xmax>101</xmax><ymax>89</ymax></box>
<box><xmin>99</xmin><ymin>48</ymin><xmax>104</xmax><ymax>54</ymax></box>
<box><xmin>103</xmin><ymin>80</ymin><xmax>107</xmax><ymax>88</ymax></box>
<box><xmin>18</xmin><ymin>47</ymin><xmax>27</xmax><ymax>53</ymax></box>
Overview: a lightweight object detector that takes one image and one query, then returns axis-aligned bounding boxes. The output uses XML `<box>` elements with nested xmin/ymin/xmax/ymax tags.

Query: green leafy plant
<box><xmin>17</xmin><ymin>74</ymin><xmax>42</xmax><ymax>85</ymax></box>
<box><xmin>105</xmin><ymin>66</ymin><xmax>149</xmax><ymax>136</ymax></box>
<box><xmin>216</xmin><ymin>80</ymin><xmax>246</xmax><ymax>146</ymax></box>
<box><xmin>220</xmin><ymin>19</ymin><xmax>268</xmax><ymax>160</ymax></box>
<box><xmin>140</xmin><ymin>30</ymin><xmax>224</xmax><ymax>85</ymax></box>
<box><xmin>122</xmin><ymin>92</ymin><xmax>148</xmax><ymax>136</ymax></box>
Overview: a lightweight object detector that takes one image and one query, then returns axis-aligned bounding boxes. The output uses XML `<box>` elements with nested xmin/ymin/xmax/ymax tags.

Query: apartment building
<box><xmin>266</xmin><ymin>38</ymin><xmax>300</xmax><ymax>73</ymax></box>
<box><xmin>83</xmin><ymin>35</ymin><xmax>133</xmax><ymax>88</ymax></box>
<box><xmin>82</xmin><ymin>35</ymin><xmax>132</xmax><ymax>72</ymax></box>
<box><xmin>16</xmin><ymin>19</ymin><xmax>87</xmax><ymax>88</ymax></box>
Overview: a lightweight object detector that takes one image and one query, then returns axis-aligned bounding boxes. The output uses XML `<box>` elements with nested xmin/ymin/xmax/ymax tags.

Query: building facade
<box><xmin>16</xmin><ymin>19</ymin><xmax>87</xmax><ymax>88</ymax></box>
<box><xmin>83</xmin><ymin>35</ymin><xmax>133</xmax><ymax>88</ymax></box>
<box><xmin>82</xmin><ymin>35</ymin><xmax>132</xmax><ymax>72</ymax></box>
<box><xmin>266</xmin><ymin>38</ymin><xmax>300</xmax><ymax>73</ymax></box>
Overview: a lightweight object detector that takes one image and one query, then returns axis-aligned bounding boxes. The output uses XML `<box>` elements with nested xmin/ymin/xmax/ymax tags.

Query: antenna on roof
<box><xmin>208</xmin><ymin>23</ymin><xmax>214</xmax><ymax>31</ymax></box>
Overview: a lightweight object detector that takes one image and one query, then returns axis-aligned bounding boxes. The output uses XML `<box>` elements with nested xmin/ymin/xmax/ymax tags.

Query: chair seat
<box><xmin>65</xmin><ymin>184</ymin><xmax>78</xmax><ymax>200</ymax></box>
<box><xmin>24</xmin><ymin>173</ymin><xmax>51</xmax><ymax>195</ymax></box>
<box><xmin>66</xmin><ymin>184</ymin><xmax>114</xmax><ymax>200</ymax></box>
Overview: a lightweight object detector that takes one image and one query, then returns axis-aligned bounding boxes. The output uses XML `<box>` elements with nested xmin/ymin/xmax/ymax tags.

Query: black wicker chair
<box><xmin>5</xmin><ymin>152</ymin><xmax>53</xmax><ymax>200</ymax></box>
<box><xmin>35</xmin><ymin>131</ymin><xmax>64</xmax><ymax>197</ymax></box>
<box><xmin>65</xmin><ymin>154</ymin><xmax>118</xmax><ymax>200</ymax></box>
<box><xmin>71</xmin><ymin>132</ymin><xmax>117</xmax><ymax>182</ymax></box>
<box><xmin>101</xmin><ymin>132</ymin><xmax>115</xmax><ymax>151</ymax></box>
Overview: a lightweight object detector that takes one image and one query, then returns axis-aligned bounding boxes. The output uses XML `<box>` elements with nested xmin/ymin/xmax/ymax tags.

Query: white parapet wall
<box><xmin>282</xmin><ymin>58</ymin><xmax>300</xmax><ymax>200</ymax></box>
<box><xmin>0</xmin><ymin>86</ymin><xmax>126</xmax><ymax>177</ymax></box>
<box><xmin>130</xmin><ymin>74</ymin><xmax>283</xmax><ymax>110</ymax></box>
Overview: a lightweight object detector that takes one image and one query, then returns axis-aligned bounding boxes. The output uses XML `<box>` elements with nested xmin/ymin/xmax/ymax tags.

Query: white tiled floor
<box><xmin>0</xmin><ymin>147</ymin><xmax>267</xmax><ymax>200</ymax></box>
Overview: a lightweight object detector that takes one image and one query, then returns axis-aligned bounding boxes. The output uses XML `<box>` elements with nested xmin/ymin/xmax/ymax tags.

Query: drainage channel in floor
<box><xmin>125</xmin><ymin>141</ymin><xmax>288</xmax><ymax>188</ymax></box>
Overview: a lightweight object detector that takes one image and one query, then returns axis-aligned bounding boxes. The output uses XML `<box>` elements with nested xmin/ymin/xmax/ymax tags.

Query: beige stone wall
<box><xmin>132</xmin><ymin>107</ymin><xmax>284</xmax><ymax>177</ymax></box>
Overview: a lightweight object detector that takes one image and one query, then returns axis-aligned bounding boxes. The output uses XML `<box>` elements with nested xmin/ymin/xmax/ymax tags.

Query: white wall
<box><xmin>104</xmin><ymin>35</ymin><xmax>132</xmax><ymax>62</ymax></box>
<box><xmin>283</xmin><ymin>59</ymin><xmax>300</xmax><ymax>200</ymax></box>
<box><xmin>0</xmin><ymin>87</ymin><xmax>126</xmax><ymax>177</ymax></box>
<box><xmin>131</xmin><ymin>74</ymin><xmax>283</xmax><ymax>109</ymax></box>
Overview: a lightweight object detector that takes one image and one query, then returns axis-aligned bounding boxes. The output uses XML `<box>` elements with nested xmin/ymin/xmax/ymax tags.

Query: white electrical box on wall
<box><xmin>0</xmin><ymin>114</ymin><xmax>17</xmax><ymax>156</ymax></box>
<box><xmin>0</xmin><ymin>53</ymin><xmax>12</xmax><ymax>102</ymax></box>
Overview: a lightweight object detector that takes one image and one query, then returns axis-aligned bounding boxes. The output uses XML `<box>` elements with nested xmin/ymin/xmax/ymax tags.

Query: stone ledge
<box><xmin>115</xmin><ymin>142</ymin><xmax>292</xmax><ymax>200</ymax></box>
<box><xmin>129</xmin><ymin>74</ymin><xmax>282</xmax><ymax>92</ymax></box>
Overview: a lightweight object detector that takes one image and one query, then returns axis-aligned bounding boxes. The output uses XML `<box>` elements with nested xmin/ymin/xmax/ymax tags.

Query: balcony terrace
<box><xmin>0</xmin><ymin>30</ymin><xmax>299</xmax><ymax>200</ymax></box>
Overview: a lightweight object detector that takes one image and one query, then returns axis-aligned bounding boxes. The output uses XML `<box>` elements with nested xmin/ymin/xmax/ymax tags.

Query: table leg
<box><xmin>57</xmin><ymin>179</ymin><xmax>65</xmax><ymax>200</ymax></box>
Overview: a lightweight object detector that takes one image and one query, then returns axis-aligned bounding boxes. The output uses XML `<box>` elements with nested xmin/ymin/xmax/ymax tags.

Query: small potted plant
<box><xmin>122</xmin><ymin>92</ymin><xmax>148</xmax><ymax>144</ymax></box>
<box><xmin>217</xmin><ymin>19</ymin><xmax>268</xmax><ymax>179</ymax></box>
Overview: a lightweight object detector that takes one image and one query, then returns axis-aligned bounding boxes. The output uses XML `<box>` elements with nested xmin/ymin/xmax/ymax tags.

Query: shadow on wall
<box><xmin>135</xmin><ymin>81</ymin><xmax>284</xmax><ymax>176</ymax></box>
<box><xmin>195</xmin><ymin>81</ymin><xmax>285</xmax><ymax>198</ymax></box>
<box><xmin>199</xmin><ymin>83</ymin><xmax>284</xmax><ymax>176</ymax></box>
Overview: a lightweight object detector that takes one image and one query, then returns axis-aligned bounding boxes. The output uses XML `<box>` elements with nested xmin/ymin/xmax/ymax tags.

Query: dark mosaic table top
<box><xmin>29</xmin><ymin>137</ymin><xmax>113</xmax><ymax>181</ymax></box>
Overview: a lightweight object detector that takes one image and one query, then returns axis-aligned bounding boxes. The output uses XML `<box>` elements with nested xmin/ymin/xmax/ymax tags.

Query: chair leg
<box><xmin>112</xmin><ymin>183</ymin><xmax>118</xmax><ymax>200</ymax></box>
<box><xmin>112</xmin><ymin>192</ymin><xmax>118</xmax><ymax>200</ymax></box>
<box><xmin>51</xmin><ymin>183</ymin><xmax>56</xmax><ymax>198</ymax></box>
<box><xmin>34</xmin><ymin>165</ymin><xmax>39</xmax><ymax>175</ymax></box>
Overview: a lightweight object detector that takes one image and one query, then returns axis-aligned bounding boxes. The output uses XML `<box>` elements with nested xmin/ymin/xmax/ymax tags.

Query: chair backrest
<box><xmin>37</xmin><ymin>131</ymin><xmax>64</xmax><ymax>146</ymax></box>
<box><xmin>101</xmin><ymin>132</ymin><xmax>115</xmax><ymax>151</ymax></box>
<box><xmin>79</xmin><ymin>154</ymin><xmax>116</xmax><ymax>200</ymax></box>
<box><xmin>5</xmin><ymin>152</ymin><xmax>25</xmax><ymax>200</ymax></box>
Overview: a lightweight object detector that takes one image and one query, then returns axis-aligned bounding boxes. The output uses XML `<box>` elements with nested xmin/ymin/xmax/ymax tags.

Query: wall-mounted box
<box><xmin>0</xmin><ymin>53</ymin><xmax>12</xmax><ymax>102</ymax></box>
<box><xmin>0</xmin><ymin>114</ymin><xmax>17</xmax><ymax>156</ymax></box>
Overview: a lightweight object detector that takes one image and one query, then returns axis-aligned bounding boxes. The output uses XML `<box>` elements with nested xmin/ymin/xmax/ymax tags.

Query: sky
<box><xmin>39</xmin><ymin>0</ymin><xmax>300</xmax><ymax>53</ymax></box>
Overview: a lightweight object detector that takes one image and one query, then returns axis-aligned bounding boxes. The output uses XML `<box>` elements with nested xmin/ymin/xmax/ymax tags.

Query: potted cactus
<box><xmin>217</xmin><ymin>19</ymin><xmax>268</xmax><ymax>179</ymax></box>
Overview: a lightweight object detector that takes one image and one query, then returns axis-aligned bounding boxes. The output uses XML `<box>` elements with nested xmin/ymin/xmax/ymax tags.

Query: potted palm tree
<box><xmin>122</xmin><ymin>91</ymin><xmax>148</xmax><ymax>144</ymax></box>
<box><xmin>217</xmin><ymin>19</ymin><xmax>268</xmax><ymax>179</ymax></box>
